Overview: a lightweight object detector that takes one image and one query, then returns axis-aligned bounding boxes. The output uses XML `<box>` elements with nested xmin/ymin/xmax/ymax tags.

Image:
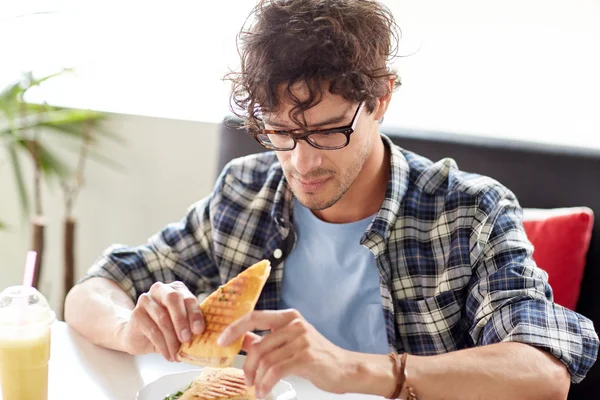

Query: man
<box><xmin>65</xmin><ymin>0</ymin><xmax>598</xmax><ymax>399</ymax></box>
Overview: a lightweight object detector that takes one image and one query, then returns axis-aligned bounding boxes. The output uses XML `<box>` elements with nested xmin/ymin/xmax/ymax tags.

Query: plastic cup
<box><xmin>0</xmin><ymin>286</ymin><xmax>56</xmax><ymax>400</ymax></box>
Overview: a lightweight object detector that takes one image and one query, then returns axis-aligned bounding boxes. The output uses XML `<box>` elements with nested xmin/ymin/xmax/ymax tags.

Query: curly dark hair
<box><xmin>226</xmin><ymin>0</ymin><xmax>401</xmax><ymax>133</ymax></box>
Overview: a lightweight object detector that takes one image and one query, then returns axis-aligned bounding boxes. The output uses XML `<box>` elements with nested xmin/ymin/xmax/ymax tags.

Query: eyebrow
<box><xmin>263</xmin><ymin>107</ymin><xmax>352</xmax><ymax>130</ymax></box>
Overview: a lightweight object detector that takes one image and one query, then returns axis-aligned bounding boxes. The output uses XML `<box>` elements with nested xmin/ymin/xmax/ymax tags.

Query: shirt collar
<box><xmin>271</xmin><ymin>164</ymin><xmax>293</xmax><ymax>235</ymax></box>
<box><xmin>365</xmin><ymin>134</ymin><xmax>410</xmax><ymax>243</ymax></box>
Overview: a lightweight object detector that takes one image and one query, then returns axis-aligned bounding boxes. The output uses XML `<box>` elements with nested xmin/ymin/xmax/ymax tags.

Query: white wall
<box><xmin>3</xmin><ymin>0</ymin><xmax>599</xmax><ymax>147</ymax></box>
<box><xmin>0</xmin><ymin>114</ymin><xmax>220</xmax><ymax>315</ymax></box>
<box><xmin>383</xmin><ymin>0</ymin><xmax>600</xmax><ymax>148</ymax></box>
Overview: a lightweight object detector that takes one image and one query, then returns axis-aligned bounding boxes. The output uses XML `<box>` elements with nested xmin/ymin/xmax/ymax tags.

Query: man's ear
<box><xmin>372</xmin><ymin>78</ymin><xmax>395</xmax><ymax>122</ymax></box>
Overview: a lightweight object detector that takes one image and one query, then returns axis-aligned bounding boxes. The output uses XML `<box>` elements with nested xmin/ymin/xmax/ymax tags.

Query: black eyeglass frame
<box><xmin>251</xmin><ymin>101</ymin><xmax>366</xmax><ymax>151</ymax></box>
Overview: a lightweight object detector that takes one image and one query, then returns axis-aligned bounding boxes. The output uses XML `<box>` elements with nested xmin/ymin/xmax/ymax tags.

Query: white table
<box><xmin>6</xmin><ymin>322</ymin><xmax>381</xmax><ymax>399</ymax></box>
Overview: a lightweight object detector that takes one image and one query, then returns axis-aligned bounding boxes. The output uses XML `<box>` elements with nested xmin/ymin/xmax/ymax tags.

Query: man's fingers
<box><xmin>243</xmin><ymin>322</ymin><xmax>305</xmax><ymax>386</ymax></box>
<box><xmin>142</xmin><ymin>294</ymin><xmax>181</xmax><ymax>361</ymax></box>
<box><xmin>241</xmin><ymin>332</ymin><xmax>262</xmax><ymax>352</ymax></box>
<box><xmin>184</xmin><ymin>297</ymin><xmax>205</xmax><ymax>336</ymax></box>
<box><xmin>145</xmin><ymin>322</ymin><xmax>171</xmax><ymax>361</ymax></box>
<box><xmin>150</xmin><ymin>281</ymin><xmax>203</xmax><ymax>342</ymax></box>
<box><xmin>163</xmin><ymin>286</ymin><xmax>190</xmax><ymax>342</ymax></box>
<box><xmin>254</xmin><ymin>356</ymin><xmax>298</xmax><ymax>399</ymax></box>
<box><xmin>135</xmin><ymin>306</ymin><xmax>171</xmax><ymax>361</ymax></box>
<box><xmin>218</xmin><ymin>309</ymin><xmax>301</xmax><ymax>347</ymax></box>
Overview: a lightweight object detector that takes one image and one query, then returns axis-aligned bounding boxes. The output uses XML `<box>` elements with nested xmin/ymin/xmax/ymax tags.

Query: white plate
<box><xmin>137</xmin><ymin>369</ymin><xmax>297</xmax><ymax>400</ymax></box>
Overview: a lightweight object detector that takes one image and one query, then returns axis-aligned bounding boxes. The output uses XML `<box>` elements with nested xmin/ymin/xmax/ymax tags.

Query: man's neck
<box><xmin>313</xmin><ymin>135</ymin><xmax>390</xmax><ymax>224</ymax></box>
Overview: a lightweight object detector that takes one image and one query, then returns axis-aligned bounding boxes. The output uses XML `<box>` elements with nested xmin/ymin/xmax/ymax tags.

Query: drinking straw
<box><xmin>23</xmin><ymin>251</ymin><xmax>37</xmax><ymax>288</ymax></box>
<box><xmin>19</xmin><ymin>251</ymin><xmax>37</xmax><ymax>324</ymax></box>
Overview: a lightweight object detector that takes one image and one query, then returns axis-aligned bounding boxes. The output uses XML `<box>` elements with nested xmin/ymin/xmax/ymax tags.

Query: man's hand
<box><xmin>119</xmin><ymin>281</ymin><xmax>205</xmax><ymax>361</ymax></box>
<box><xmin>217</xmin><ymin>309</ymin><xmax>352</xmax><ymax>398</ymax></box>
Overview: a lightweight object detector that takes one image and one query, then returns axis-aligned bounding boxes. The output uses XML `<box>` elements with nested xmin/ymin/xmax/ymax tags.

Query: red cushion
<box><xmin>522</xmin><ymin>207</ymin><xmax>594</xmax><ymax>310</ymax></box>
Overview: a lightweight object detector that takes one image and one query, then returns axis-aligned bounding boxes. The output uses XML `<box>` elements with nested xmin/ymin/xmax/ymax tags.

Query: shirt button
<box><xmin>273</xmin><ymin>249</ymin><xmax>283</xmax><ymax>259</ymax></box>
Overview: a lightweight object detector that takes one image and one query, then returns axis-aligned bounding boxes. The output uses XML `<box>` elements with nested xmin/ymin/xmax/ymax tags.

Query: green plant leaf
<box><xmin>4</xmin><ymin>105</ymin><xmax>105</xmax><ymax>132</ymax></box>
<box><xmin>24</xmin><ymin>69</ymin><xmax>73</xmax><ymax>89</ymax></box>
<box><xmin>41</xmin><ymin>107</ymin><xmax>106</xmax><ymax>125</ymax></box>
<box><xmin>10</xmin><ymin>106</ymin><xmax>123</xmax><ymax>146</ymax></box>
<box><xmin>0</xmin><ymin>220</ymin><xmax>7</xmax><ymax>230</ymax></box>
<box><xmin>3</xmin><ymin>124</ymin><xmax>100</xmax><ymax>146</ymax></box>
<box><xmin>2</xmin><ymin>117</ymin><xmax>125</xmax><ymax>174</ymax></box>
<box><xmin>43</xmin><ymin>107</ymin><xmax>124</xmax><ymax>145</ymax></box>
<box><xmin>0</xmin><ymin>80</ymin><xmax>24</xmax><ymax>105</ymax></box>
<box><xmin>6</xmin><ymin>143</ymin><xmax>30</xmax><ymax>216</ymax></box>
<box><xmin>36</xmin><ymin>142</ymin><xmax>72</xmax><ymax>179</ymax></box>
<box><xmin>0</xmin><ymin>99</ymin><xmax>16</xmax><ymax>122</ymax></box>
<box><xmin>42</xmin><ymin>118</ymin><xmax>126</xmax><ymax>146</ymax></box>
<box><xmin>1</xmin><ymin>69</ymin><xmax>126</xmax><ymax>221</ymax></box>
<box><xmin>0</xmin><ymin>69</ymin><xmax>72</xmax><ymax>108</ymax></box>
<box><xmin>0</xmin><ymin>101</ymin><xmax>22</xmax><ymax>136</ymax></box>
<box><xmin>0</xmin><ymin>133</ymin><xmax>19</xmax><ymax>145</ymax></box>
<box><xmin>61</xmin><ymin>141</ymin><xmax>125</xmax><ymax>173</ymax></box>
<box><xmin>15</xmin><ymin>139</ymin><xmax>71</xmax><ymax>179</ymax></box>
<box><xmin>36</xmin><ymin>122</ymin><xmax>100</xmax><ymax>143</ymax></box>
<box><xmin>22</xmin><ymin>103</ymin><xmax>65</xmax><ymax>114</ymax></box>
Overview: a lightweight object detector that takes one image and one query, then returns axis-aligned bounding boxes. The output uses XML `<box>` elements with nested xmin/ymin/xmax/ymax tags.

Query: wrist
<box><xmin>390</xmin><ymin>353</ymin><xmax>420</xmax><ymax>400</ymax></box>
<box><xmin>115</xmin><ymin>319</ymin><xmax>129</xmax><ymax>353</ymax></box>
<box><xmin>114</xmin><ymin>309</ymin><xmax>132</xmax><ymax>354</ymax></box>
<box><xmin>342</xmin><ymin>351</ymin><xmax>397</xmax><ymax>397</ymax></box>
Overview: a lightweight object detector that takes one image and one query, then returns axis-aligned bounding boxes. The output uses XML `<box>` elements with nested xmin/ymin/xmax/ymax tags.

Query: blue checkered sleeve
<box><xmin>465</xmin><ymin>190</ymin><xmax>599</xmax><ymax>383</ymax></box>
<box><xmin>81</xmin><ymin>194</ymin><xmax>222</xmax><ymax>302</ymax></box>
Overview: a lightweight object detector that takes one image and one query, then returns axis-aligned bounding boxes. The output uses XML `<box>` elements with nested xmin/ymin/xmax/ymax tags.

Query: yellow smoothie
<box><xmin>0</xmin><ymin>330</ymin><xmax>51</xmax><ymax>400</ymax></box>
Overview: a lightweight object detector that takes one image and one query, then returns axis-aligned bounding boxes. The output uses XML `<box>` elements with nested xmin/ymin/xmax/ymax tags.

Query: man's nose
<box><xmin>290</xmin><ymin>141</ymin><xmax>322</xmax><ymax>175</ymax></box>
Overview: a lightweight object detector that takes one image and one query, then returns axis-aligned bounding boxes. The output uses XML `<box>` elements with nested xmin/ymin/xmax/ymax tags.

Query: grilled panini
<box><xmin>178</xmin><ymin>260</ymin><xmax>271</xmax><ymax>367</ymax></box>
<box><xmin>178</xmin><ymin>367</ymin><xmax>255</xmax><ymax>400</ymax></box>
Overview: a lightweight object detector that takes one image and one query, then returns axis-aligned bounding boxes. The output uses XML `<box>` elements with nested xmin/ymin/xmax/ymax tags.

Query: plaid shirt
<box><xmin>85</xmin><ymin>135</ymin><xmax>598</xmax><ymax>383</ymax></box>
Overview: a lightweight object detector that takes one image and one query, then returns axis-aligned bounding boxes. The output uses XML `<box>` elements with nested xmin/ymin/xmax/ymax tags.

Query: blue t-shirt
<box><xmin>279</xmin><ymin>199</ymin><xmax>389</xmax><ymax>354</ymax></box>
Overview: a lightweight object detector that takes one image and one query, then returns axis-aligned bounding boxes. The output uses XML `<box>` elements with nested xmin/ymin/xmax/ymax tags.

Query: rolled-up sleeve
<box><xmin>466</xmin><ymin>190</ymin><xmax>599</xmax><ymax>383</ymax></box>
<box><xmin>80</xmin><ymin>195</ymin><xmax>220</xmax><ymax>302</ymax></box>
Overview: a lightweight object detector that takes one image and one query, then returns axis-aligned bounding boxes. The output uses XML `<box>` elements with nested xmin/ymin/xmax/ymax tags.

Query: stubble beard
<box><xmin>286</xmin><ymin>138</ymin><xmax>372</xmax><ymax>211</ymax></box>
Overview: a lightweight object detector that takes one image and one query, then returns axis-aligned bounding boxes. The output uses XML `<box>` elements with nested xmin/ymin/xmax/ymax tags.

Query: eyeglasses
<box><xmin>252</xmin><ymin>102</ymin><xmax>365</xmax><ymax>151</ymax></box>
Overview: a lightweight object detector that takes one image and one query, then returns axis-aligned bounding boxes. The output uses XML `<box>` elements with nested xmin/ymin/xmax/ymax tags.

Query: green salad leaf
<box><xmin>164</xmin><ymin>383</ymin><xmax>192</xmax><ymax>400</ymax></box>
<box><xmin>163</xmin><ymin>390</ymin><xmax>184</xmax><ymax>400</ymax></box>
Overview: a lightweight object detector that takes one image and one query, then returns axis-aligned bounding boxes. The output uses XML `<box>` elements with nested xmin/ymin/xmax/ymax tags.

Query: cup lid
<box><xmin>0</xmin><ymin>285</ymin><xmax>56</xmax><ymax>327</ymax></box>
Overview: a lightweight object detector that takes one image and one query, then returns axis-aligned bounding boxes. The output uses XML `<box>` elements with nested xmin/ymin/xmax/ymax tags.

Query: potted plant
<box><xmin>0</xmin><ymin>69</ymin><xmax>122</xmax><ymax>310</ymax></box>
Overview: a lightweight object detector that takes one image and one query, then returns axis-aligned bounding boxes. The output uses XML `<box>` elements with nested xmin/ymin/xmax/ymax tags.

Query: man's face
<box><xmin>263</xmin><ymin>87</ymin><xmax>376</xmax><ymax>211</ymax></box>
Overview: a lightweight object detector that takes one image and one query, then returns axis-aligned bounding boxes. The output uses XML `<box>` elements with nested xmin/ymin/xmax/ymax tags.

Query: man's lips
<box><xmin>294</xmin><ymin>176</ymin><xmax>331</xmax><ymax>191</ymax></box>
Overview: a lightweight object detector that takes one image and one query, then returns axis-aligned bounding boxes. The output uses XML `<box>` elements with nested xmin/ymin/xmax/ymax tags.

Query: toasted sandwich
<box><xmin>179</xmin><ymin>367</ymin><xmax>255</xmax><ymax>400</ymax></box>
<box><xmin>178</xmin><ymin>260</ymin><xmax>271</xmax><ymax>367</ymax></box>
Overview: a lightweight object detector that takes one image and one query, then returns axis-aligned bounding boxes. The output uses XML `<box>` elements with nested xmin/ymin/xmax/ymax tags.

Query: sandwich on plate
<box><xmin>164</xmin><ymin>367</ymin><xmax>256</xmax><ymax>400</ymax></box>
